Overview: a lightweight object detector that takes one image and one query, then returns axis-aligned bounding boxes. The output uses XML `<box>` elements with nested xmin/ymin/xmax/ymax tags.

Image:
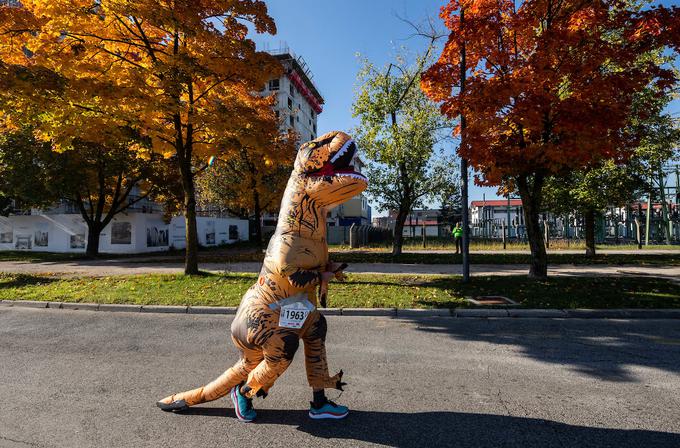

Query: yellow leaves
<box><xmin>567</xmin><ymin>7</ymin><xmax>596</xmax><ymax>32</ymax></box>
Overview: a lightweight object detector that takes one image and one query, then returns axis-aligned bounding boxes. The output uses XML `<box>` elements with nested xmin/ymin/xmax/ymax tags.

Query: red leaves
<box><xmin>422</xmin><ymin>0</ymin><xmax>680</xmax><ymax>186</ymax></box>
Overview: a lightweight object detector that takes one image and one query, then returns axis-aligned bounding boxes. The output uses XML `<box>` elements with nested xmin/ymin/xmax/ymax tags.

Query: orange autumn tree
<box><xmin>422</xmin><ymin>0</ymin><xmax>680</xmax><ymax>278</ymax></box>
<box><xmin>197</xmin><ymin>101</ymin><xmax>297</xmax><ymax>248</ymax></box>
<box><xmin>0</xmin><ymin>0</ymin><xmax>280</xmax><ymax>274</ymax></box>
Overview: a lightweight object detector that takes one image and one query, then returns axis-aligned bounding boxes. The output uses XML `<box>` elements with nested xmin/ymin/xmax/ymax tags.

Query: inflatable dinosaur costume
<box><xmin>157</xmin><ymin>131</ymin><xmax>367</xmax><ymax>421</ymax></box>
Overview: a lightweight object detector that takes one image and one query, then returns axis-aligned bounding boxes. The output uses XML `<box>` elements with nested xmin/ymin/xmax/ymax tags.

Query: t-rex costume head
<box><xmin>268</xmin><ymin>131</ymin><xmax>367</xmax><ymax>282</ymax></box>
<box><xmin>158</xmin><ymin>131</ymin><xmax>367</xmax><ymax>412</ymax></box>
<box><xmin>278</xmin><ymin>131</ymin><xmax>368</xmax><ymax>232</ymax></box>
<box><xmin>293</xmin><ymin>131</ymin><xmax>368</xmax><ymax>207</ymax></box>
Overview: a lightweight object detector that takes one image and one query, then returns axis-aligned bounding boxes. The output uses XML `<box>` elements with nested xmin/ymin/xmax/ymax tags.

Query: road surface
<box><xmin>1</xmin><ymin>307</ymin><xmax>679</xmax><ymax>447</ymax></box>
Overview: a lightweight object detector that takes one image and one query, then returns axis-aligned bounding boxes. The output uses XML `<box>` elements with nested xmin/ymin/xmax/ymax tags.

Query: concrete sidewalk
<box><xmin>339</xmin><ymin>248</ymin><xmax>680</xmax><ymax>255</ymax></box>
<box><xmin>1</xmin><ymin>258</ymin><xmax>679</xmax><ymax>280</ymax></box>
<box><xmin>1</xmin><ymin>307</ymin><xmax>679</xmax><ymax>448</ymax></box>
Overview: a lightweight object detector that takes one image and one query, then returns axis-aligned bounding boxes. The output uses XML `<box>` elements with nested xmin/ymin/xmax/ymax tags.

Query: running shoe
<box><xmin>230</xmin><ymin>386</ymin><xmax>256</xmax><ymax>422</ymax></box>
<box><xmin>309</xmin><ymin>400</ymin><xmax>349</xmax><ymax>420</ymax></box>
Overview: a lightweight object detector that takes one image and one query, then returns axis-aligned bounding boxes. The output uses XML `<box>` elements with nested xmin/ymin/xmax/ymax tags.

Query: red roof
<box><xmin>633</xmin><ymin>202</ymin><xmax>676</xmax><ymax>210</ymax></box>
<box><xmin>470</xmin><ymin>200</ymin><xmax>523</xmax><ymax>207</ymax></box>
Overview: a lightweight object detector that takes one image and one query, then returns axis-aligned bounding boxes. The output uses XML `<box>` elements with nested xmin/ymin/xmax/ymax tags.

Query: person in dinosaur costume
<box><xmin>157</xmin><ymin>131</ymin><xmax>367</xmax><ymax>421</ymax></box>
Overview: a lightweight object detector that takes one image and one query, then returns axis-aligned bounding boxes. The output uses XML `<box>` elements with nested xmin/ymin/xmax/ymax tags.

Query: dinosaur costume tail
<box><xmin>158</xmin><ymin>337</ymin><xmax>264</xmax><ymax>407</ymax></box>
<box><xmin>158</xmin><ymin>325</ymin><xmax>346</xmax><ymax>407</ymax></box>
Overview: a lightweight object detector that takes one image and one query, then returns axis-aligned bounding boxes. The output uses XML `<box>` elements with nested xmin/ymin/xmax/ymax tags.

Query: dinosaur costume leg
<box><xmin>158</xmin><ymin>337</ymin><xmax>263</xmax><ymax>407</ymax></box>
<box><xmin>241</xmin><ymin>323</ymin><xmax>300</xmax><ymax>398</ymax></box>
<box><xmin>301</xmin><ymin>313</ymin><xmax>343</xmax><ymax>390</ymax></box>
<box><xmin>240</xmin><ymin>310</ymin><xmax>341</xmax><ymax>397</ymax></box>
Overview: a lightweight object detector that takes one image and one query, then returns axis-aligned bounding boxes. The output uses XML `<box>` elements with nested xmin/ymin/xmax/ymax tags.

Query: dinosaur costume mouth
<box><xmin>308</xmin><ymin>139</ymin><xmax>367</xmax><ymax>182</ymax></box>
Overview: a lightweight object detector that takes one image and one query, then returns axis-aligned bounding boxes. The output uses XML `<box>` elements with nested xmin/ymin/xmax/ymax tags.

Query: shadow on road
<box><xmin>406</xmin><ymin>317</ymin><xmax>680</xmax><ymax>382</ymax></box>
<box><xmin>175</xmin><ymin>407</ymin><xmax>679</xmax><ymax>447</ymax></box>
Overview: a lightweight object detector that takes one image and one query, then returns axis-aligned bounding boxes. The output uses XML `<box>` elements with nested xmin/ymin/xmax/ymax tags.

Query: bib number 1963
<box><xmin>279</xmin><ymin>306</ymin><xmax>310</xmax><ymax>329</ymax></box>
<box><xmin>279</xmin><ymin>308</ymin><xmax>310</xmax><ymax>329</ymax></box>
<box><xmin>274</xmin><ymin>294</ymin><xmax>315</xmax><ymax>329</ymax></box>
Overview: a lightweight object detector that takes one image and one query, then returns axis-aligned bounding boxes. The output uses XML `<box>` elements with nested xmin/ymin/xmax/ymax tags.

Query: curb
<box><xmin>2</xmin><ymin>299</ymin><xmax>680</xmax><ymax>319</ymax></box>
<box><xmin>188</xmin><ymin>306</ymin><xmax>238</xmax><ymax>315</ymax></box>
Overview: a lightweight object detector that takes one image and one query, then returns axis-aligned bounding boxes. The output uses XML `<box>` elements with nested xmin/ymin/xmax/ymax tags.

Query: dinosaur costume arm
<box><xmin>288</xmin><ymin>268</ymin><xmax>322</xmax><ymax>288</ymax></box>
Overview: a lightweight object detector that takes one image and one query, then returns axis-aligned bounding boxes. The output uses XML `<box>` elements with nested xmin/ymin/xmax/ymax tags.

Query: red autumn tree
<box><xmin>422</xmin><ymin>0</ymin><xmax>680</xmax><ymax>277</ymax></box>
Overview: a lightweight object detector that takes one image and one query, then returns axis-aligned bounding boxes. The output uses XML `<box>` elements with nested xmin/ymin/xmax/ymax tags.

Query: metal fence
<box><xmin>470</xmin><ymin>205</ymin><xmax>680</xmax><ymax>245</ymax></box>
<box><xmin>327</xmin><ymin>224</ymin><xmax>392</xmax><ymax>246</ymax></box>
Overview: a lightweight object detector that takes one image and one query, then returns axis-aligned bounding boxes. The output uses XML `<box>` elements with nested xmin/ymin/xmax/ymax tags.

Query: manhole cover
<box><xmin>466</xmin><ymin>296</ymin><xmax>518</xmax><ymax>306</ymax></box>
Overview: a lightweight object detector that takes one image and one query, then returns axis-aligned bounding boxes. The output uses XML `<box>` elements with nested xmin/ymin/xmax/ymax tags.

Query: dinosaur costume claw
<box><xmin>159</xmin><ymin>131</ymin><xmax>367</xmax><ymax>413</ymax></box>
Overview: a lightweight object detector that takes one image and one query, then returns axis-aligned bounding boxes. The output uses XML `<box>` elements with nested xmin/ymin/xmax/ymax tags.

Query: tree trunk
<box><xmin>392</xmin><ymin>206</ymin><xmax>409</xmax><ymax>256</ymax></box>
<box><xmin>517</xmin><ymin>176</ymin><xmax>547</xmax><ymax>278</ymax></box>
<box><xmin>184</xmin><ymin>195</ymin><xmax>199</xmax><ymax>274</ymax></box>
<box><xmin>85</xmin><ymin>223</ymin><xmax>101</xmax><ymax>258</ymax></box>
<box><xmin>584</xmin><ymin>208</ymin><xmax>596</xmax><ymax>257</ymax></box>
<box><xmin>253</xmin><ymin>189</ymin><xmax>263</xmax><ymax>249</ymax></box>
<box><xmin>180</xmin><ymin>157</ymin><xmax>200</xmax><ymax>275</ymax></box>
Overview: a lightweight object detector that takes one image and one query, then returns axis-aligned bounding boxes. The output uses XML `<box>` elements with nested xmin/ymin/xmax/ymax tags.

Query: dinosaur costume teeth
<box><xmin>158</xmin><ymin>131</ymin><xmax>367</xmax><ymax>409</ymax></box>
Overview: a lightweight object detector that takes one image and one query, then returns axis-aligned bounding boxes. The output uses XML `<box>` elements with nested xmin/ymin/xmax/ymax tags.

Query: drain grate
<box><xmin>465</xmin><ymin>296</ymin><xmax>519</xmax><ymax>306</ymax></box>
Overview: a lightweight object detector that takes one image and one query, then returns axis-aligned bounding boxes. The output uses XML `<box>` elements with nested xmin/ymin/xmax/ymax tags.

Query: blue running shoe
<box><xmin>230</xmin><ymin>386</ymin><xmax>256</xmax><ymax>422</ymax></box>
<box><xmin>309</xmin><ymin>400</ymin><xmax>349</xmax><ymax>420</ymax></box>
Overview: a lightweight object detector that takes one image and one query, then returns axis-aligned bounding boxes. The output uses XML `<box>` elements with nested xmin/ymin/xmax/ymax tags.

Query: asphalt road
<box><xmin>1</xmin><ymin>308</ymin><xmax>679</xmax><ymax>448</ymax></box>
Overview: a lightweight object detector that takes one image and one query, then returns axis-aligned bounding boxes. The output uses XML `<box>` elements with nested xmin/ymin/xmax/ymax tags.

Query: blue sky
<box><xmin>253</xmin><ymin>0</ymin><xmax>679</xmax><ymax>212</ymax></box>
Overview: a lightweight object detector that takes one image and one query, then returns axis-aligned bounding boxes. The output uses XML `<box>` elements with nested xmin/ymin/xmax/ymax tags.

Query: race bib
<box><xmin>272</xmin><ymin>294</ymin><xmax>315</xmax><ymax>329</ymax></box>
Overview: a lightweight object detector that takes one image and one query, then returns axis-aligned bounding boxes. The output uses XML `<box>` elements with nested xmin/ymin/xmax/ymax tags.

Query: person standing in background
<box><xmin>452</xmin><ymin>222</ymin><xmax>463</xmax><ymax>254</ymax></box>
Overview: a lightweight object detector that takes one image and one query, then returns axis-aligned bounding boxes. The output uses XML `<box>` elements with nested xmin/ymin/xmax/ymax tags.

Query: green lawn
<box><xmin>1</xmin><ymin>272</ymin><xmax>678</xmax><ymax>309</ymax></box>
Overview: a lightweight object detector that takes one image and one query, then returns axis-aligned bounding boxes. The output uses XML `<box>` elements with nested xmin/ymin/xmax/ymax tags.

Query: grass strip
<box><xmin>1</xmin><ymin>273</ymin><xmax>678</xmax><ymax>309</ymax></box>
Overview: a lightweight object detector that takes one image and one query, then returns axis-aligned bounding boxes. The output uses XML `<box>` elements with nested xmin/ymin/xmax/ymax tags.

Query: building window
<box><xmin>269</xmin><ymin>79</ymin><xmax>280</xmax><ymax>91</ymax></box>
<box><xmin>290</xmin><ymin>83</ymin><xmax>295</xmax><ymax>97</ymax></box>
<box><xmin>296</xmin><ymin>115</ymin><xmax>299</xmax><ymax>122</ymax></box>
<box><xmin>313</xmin><ymin>124</ymin><xmax>317</xmax><ymax>133</ymax></box>
<box><xmin>287</xmin><ymin>97</ymin><xmax>292</xmax><ymax>110</ymax></box>
<box><xmin>289</xmin><ymin>115</ymin><xmax>294</xmax><ymax>127</ymax></box>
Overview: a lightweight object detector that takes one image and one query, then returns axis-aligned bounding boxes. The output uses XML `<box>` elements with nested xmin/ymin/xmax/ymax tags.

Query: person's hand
<box><xmin>320</xmin><ymin>271</ymin><xmax>335</xmax><ymax>283</ymax></box>
<box><xmin>326</xmin><ymin>262</ymin><xmax>348</xmax><ymax>281</ymax></box>
<box><xmin>326</xmin><ymin>262</ymin><xmax>343</xmax><ymax>273</ymax></box>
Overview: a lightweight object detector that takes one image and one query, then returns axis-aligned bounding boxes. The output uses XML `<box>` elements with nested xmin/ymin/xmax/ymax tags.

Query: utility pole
<box><xmin>658</xmin><ymin>168</ymin><xmax>671</xmax><ymax>243</ymax></box>
<box><xmin>459</xmin><ymin>6</ymin><xmax>470</xmax><ymax>283</ymax></box>
<box><xmin>506</xmin><ymin>194</ymin><xmax>511</xmax><ymax>241</ymax></box>
<box><xmin>645</xmin><ymin>193</ymin><xmax>652</xmax><ymax>246</ymax></box>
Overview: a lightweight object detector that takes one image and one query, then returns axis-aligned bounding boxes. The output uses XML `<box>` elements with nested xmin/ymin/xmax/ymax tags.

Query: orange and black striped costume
<box><xmin>158</xmin><ymin>131</ymin><xmax>367</xmax><ymax>407</ymax></box>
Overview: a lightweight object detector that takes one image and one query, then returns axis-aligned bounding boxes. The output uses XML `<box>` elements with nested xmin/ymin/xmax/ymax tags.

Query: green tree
<box><xmin>60</xmin><ymin>139</ymin><xmax>161</xmax><ymax>257</ymax></box>
<box><xmin>353</xmin><ymin>50</ymin><xmax>454</xmax><ymax>256</ymax></box>
<box><xmin>0</xmin><ymin>128</ymin><xmax>63</xmax><ymax>215</ymax></box>
<box><xmin>0</xmin><ymin>128</ymin><xmax>161</xmax><ymax>256</ymax></box>
<box><xmin>544</xmin><ymin>79</ymin><xmax>680</xmax><ymax>255</ymax></box>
